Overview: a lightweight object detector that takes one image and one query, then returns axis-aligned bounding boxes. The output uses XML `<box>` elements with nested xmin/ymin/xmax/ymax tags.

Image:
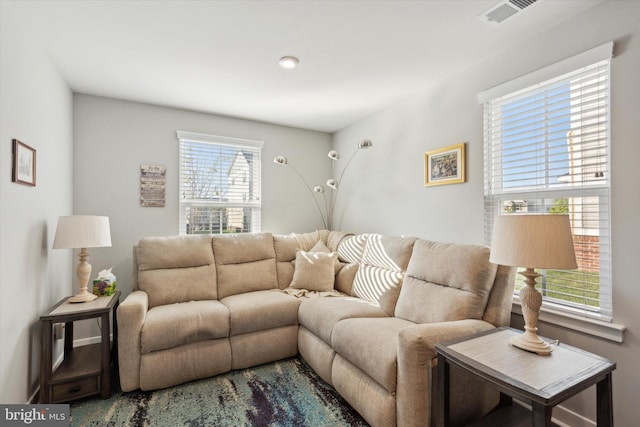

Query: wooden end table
<box><xmin>435</xmin><ymin>327</ymin><xmax>616</xmax><ymax>427</ymax></box>
<box><xmin>39</xmin><ymin>291</ymin><xmax>120</xmax><ymax>403</ymax></box>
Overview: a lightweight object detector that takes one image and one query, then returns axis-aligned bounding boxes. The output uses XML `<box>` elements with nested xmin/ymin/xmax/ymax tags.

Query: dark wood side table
<box><xmin>39</xmin><ymin>291</ymin><xmax>120</xmax><ymax>403</ymax></box>
<box><xmin>435</xmin><ymin>327</ymin><xmax>616</xmax><ymax>427</ymax></box>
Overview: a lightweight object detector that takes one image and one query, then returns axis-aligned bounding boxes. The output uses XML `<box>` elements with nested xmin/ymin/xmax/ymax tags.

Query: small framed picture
<box><xmin>12</xmin><ymin>139</ymin><xmax>36</xmax><ymax>187</ymax></box>
<box><xmin>424</xmin><ymin>143</ymin><xmax>466</xmax><ymax>187</ymax></box>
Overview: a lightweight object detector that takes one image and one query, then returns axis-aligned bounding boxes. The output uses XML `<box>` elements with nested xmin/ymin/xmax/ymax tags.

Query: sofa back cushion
<box><xmin>273</xmin><ymin>231</ymin><xmax>328</xmax><ymax>289</ymax></box>
<box><xmin>333</xmin><ymin>233</ymin><xmax>366</xmax><ymax>294</ymax></box>
<box><xmin>136</xmin><ymin>235</ymin><xmax>217</xmax><ymax>308</ymax></box>
<box><xmin>335</xmin><ymin>233</ymin><xmax>366</xmax><ymax>264</ymax></box>
<box><xmin>273</xmin><ymin>234</ymin><xmax>299</xmax><ymax>289</ymax></box>
<box><xmin>213</xmin><ymin>232</ymin><xmax>278</xmax><ymax>298</ymax></box>
<box><xmin>395</xmin><ymin>239</ymin><xmax>498</xmax><ymax>324</ymax></box>
<box><xmin>483</xmin><ymin>264</ymin><xmax>517</xmax><ymax>327</ymax></box>
<box><xmin>352</xmin><ymin>234</ymin><xmax>417</xmax><ymax>315</ymax></box>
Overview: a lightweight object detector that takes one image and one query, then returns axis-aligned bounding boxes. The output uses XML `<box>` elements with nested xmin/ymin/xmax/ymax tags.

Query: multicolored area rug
<box><xmin>70</xmin><ymin>357</ymin><xmax>370</xmax><ymax>426</ymax></box>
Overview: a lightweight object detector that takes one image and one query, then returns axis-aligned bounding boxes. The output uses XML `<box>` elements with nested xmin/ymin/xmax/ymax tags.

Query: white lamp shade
<box><xmin>489</xmin><ymin>214</ymin><xmax>577</xmax><ymax>270</ymax></box>
<box><xmin>53</xmin><ymin>215</ymin><xmax>112</xmax><ymax>249</ymax></box>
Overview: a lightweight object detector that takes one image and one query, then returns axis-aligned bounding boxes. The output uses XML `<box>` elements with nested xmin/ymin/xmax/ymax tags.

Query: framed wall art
<box><xmin>424</xmin><ymin>142</ymin><xmax>466</xmax><ymax>187</ymax></box>
<box><xmin>12</xmin><ymin>139</ymin><xmax>36</xmax><ymax>187</ymax></box>
<box><xmin>140</xmin><ymin>164</ymin><xmax>166</xmax><ymax>207</ymax></box>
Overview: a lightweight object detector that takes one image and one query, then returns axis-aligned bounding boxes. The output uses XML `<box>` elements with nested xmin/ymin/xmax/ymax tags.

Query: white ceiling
<box><xmin>9</xmin><ymin>0</ymin><xmax>602</xmax><ymax>133</ymax></box>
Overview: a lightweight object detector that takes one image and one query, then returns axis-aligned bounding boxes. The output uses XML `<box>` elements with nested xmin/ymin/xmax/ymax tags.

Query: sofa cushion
<box><xmin>274</xmin><ymin>231</ymin><xmax>335</xmax><ymax>289</ymax></box>
<box><xmin>327</xmin><ymin>230</ymin><xmax>351</xmax><ymax>252</ymax></box>
<box><xmin>136</xmin><ymin>235</ymin><xmax>214</xmax><ymax>271</ymax></box>
<box><xmin>290</xmin><ymin>250</ymin><xmax>339</xmax><ymax>292</ymax></box>
<box><xmin>273</xmin><ymin>233</ymin><xmax>300</xmax><ymax>290</ymax></box>
<box><xmin>352</xmin><ymin>234</ymin><xmax>417</xmax><ymax>315</ymax></box>
<box><xmin>334</xmin><ymin>263</ymin><xmax>359</xmax><ymax>295</ymax></box>
<box><xmin>332</xmin><ymin>354</ymin><xmax>397</xmax><ymax>427</ymax></box>
<box><xmin>298</xmin><ymin>296</ymin><xmax>389</xmax><ymax>345</ymax></box>
<box><xmin>309</xmin><ymin>241</ymin><xmax>342</xmax><ymax>273</ymax></box>
<box><xmin>395</xmin><ymin>239</ymin><xmax>498</xmax><ymax>323</ymax></box>
<box><xmin>140</xmin><ymin>340</ymin><xmax>232</xmax><ymax>391</ymax></box>
<box><xmin>294</xmin><ymin>230</ymin><xmax>329</xmax><ymax>250</ymax></box>
<box><xmin>335</xmin><ymin>233</ymin><xmax>367</xmax><ymax>264</ymax></box>
<box><xmin>213</xmin><ymin>232</ymin><xmax>278</xmax><ymax>298</ymax></box>
<box><xmin>273</xmin><ymin>230</ymin><xmax>328</xmax><ymax>259</ymax></box>
<box><xmin>136</xmin><ymin>235</ymin><xmax>217</xmax><ymax>307</ymax></box>
<box><xmin>330</xmin><ymin>233</ymin><xmax>369</xmax><ymax>295</ymax></box>
<box><xmin>220</xmin><ymin>290</ymin><xmax>300</xmax><ymax>336</ymax></box>
<box><xmin>273</xmin><ymin>231</ymin><xmax>326</xmax><ymax>261</ymax></box>
<box><xmin>141</xmin><ymin>300</ymin><xmax>229</xmax><ymax>354</ymax></box>
<box><xmin>332</xmin><ymin>317</ymin><xmax>415</xmax><ymax>393</ymax></box>
<box><xmin>230</xmin><ymin>326</ymin><xmax>299</xmax><ymax>370</ymax></box>
<box><xmin>309</xmin><ymin>240</ymin><xmax>330</xmax><ymax>253</ymax></box>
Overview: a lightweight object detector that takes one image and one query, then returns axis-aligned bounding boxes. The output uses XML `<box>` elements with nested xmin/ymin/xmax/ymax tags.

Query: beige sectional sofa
<box><xmin>117</xmin><ymin>230</ymin><xmax>516</xmax><ymax>427</ymax></box>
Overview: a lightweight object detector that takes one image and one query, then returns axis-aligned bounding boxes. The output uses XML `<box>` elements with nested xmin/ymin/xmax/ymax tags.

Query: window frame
<box><xmin>177</xmin><ymin>131</ymin><xmax>263</xmax><ymax>235</ymax></box>
<box><xmin>479</xmin><ymin>43</ymin><xmax>625</xmax><ymax>342</ymax></box>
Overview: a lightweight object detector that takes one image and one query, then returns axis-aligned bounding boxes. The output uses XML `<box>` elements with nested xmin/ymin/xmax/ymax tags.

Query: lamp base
<box><xmin>510</xmin><ymin>329</ymin><xmax>553</xmax><ymax>355</ymax></box>
<box><xmin>511</xmin><ymin>267</ymin><xmax>553</xmax><ymax>355</ymax></box>
<box><xmin>68</xmin><ymin>288</ymin><xmax>98</xmax><ymax>303</ymax></box>
<box><xmin>69</xmin><ymin>247</ymin><xmax>98</xmax><ymax>303</ymax></box>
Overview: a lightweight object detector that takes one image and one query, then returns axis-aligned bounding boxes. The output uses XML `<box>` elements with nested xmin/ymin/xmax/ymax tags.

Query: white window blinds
<box><xmin>177</xmin><ymin>131</ymin><xmax>262</xmax><ymax>235</ymax></box>
<box><xmin>481</xmin><ymin>44</ymin><xmax>613</xmax><ymax>321</ymax></box>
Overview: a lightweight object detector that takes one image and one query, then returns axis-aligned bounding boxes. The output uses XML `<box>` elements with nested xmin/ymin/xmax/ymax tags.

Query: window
<box><xmin>481</xmin><ymin>43</ymin><xmax>613</xmax><ymax>321</ymax></box>
<box><xmin>177</xmin><ymin>131</ymin><xmax>262</xmax><ymax>235</ymax></box>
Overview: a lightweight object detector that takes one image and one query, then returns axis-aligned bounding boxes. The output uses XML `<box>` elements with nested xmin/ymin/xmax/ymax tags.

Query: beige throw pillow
<box><xmin>310</xmin><ymin>241</ymin><xmax>342</xmax><ymax>274</ymax></box>
<box><xmin>310</xmin><ymin>240</ymin><xmax>330</xmax><ymax>253</ymax></box>
<box><xmin>290</xmin><ymin>250</ymin><xmax>338</xmax><ymax>292</ymax></box>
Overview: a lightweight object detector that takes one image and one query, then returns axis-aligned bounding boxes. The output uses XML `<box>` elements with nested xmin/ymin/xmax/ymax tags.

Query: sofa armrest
<box><xmin>395</xmin><ymin>319</ymin><xmax>494</xmax><ymax>427</ymax></box>
<box><xmin>400</xmin><ymin>319</ymin><xmax>495</xmax><ymax>359</ymax></box>
<box><xmin>117</xmin><ymin>290</ymin><xmax>149</xmax><ymax>391</ymax></box>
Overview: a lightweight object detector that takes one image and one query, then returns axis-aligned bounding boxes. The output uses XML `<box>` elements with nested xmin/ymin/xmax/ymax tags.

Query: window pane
<box><xmin>483</xmin><ymin>59</ymin><xmax>611</xmax><ymax>320</ymax></box>
<box><xmin>500</xmin><ymin>194</ymin><xmax>609</xmax><ymax>314</ymax></box>
<box><xmin>178</xmin><ymin>134</ymin><xmax>262</xmax><ymax>235</ymax></box>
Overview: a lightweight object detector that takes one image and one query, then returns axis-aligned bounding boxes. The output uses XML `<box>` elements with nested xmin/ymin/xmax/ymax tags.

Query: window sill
<box><xmin>511</xmin><ymin>301</ymin><xmax>626</xmax><ymax>343</ymax></box>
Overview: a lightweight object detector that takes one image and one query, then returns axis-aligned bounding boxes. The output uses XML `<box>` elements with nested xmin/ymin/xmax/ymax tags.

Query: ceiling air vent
<box><xmin>481</xmin><ymin>0</ymin><xmax>538</xmax><ymax>24</ymax></box>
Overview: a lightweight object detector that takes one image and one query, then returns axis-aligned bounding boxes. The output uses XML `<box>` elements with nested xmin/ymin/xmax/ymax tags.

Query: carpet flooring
<box><xmin>70</xmin><ymin>357</ymin><xmax>370</xmax><ymax>426</ymax></box>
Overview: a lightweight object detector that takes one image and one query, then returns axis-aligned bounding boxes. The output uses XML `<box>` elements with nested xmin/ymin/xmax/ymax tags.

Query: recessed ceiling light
<box><xmin>279</xmin><ymin>56</ymin><xmax>299</xmax><ymax>70</ymax></box>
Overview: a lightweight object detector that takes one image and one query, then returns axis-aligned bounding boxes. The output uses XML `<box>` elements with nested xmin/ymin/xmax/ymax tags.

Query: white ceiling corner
<box><xmin>8</xmin><ymin>0</ymin><xmax>603</xmax><ymax>133</ymax></box>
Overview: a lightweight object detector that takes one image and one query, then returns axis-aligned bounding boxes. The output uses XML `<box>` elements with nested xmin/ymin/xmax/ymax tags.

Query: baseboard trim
<box><xmin>73</xmin><ymin>334</ymin><xmax>111</xmax><ymax>347</ymax></box>
<box><xmin>552</xmin><ymin>404</ymin><xmax>596</xmax><ymax>427</ymax></box>
<box><xmin>515</xmin><ymin>399</ymin><xmax>595</xmax><ymax>427</ymax></box>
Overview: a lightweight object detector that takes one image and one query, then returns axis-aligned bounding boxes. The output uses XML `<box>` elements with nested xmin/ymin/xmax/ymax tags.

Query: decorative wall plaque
<box><xmin>140</xmin><ymin>164</ymin><xmax>166</xmax><ymax>207</ymax></box>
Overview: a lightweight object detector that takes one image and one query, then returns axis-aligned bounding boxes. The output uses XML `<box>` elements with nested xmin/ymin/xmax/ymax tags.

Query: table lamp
<box><xmin>53</xmin><ymin>215</ymin><xmax>112</xmax><ymax>303</ymax></box>
<box><xmin>490</xmin><ymin>214</ymin><xmax>577</xmax><ymax>355</ymax></box>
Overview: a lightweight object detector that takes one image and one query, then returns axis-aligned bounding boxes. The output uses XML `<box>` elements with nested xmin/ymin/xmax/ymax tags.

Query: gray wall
<box><xmin>73</xmin><ymin>94</ymin><xmax>332</xmax><ymax>299</ymax></box>
<box><xmin>333</xmin><ymin>1</ymin><xmax>640</xmax><ymax>426</ymax></box>
<box><xmin>2</xmin><ymin>2</ymin><xmax>639</xmax><ymax>425</ymax></box>
<box><xmin>0</xmin><ymin>1</ymin><xmax>74</xmax><ymax>403</ymax></box>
